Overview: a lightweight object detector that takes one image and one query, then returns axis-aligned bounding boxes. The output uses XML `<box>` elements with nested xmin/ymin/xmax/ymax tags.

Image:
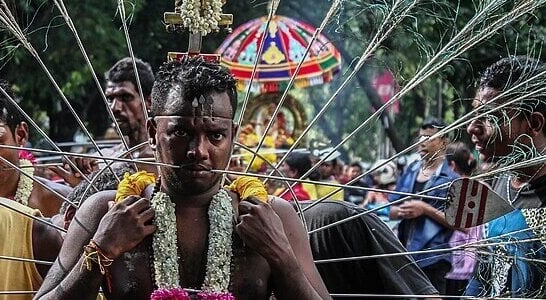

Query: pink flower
<box><xmin>150</xmin><ymin>288</ymin><xmax>190</xmax><ymax>300</ymax></box>
<box><xmin>18</xmin><ymin>150</ymin><xmax>36</xmax><ymax>164</ymax></box>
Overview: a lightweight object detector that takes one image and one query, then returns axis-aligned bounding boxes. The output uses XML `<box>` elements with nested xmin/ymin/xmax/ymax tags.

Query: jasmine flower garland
<box><xmin>14</xmin><ymin>158</ymin><xmax>34</xmax><ymax>206</ymax></box>
<box><xmin>180</xmin><ymin>0</ymin><xmax>223</xmax><ymax>35</ymax></box>
<box><xmin>203</xmin><ymin>189</ymin><xmax>233</xmax><ymax>292</ymax></box>
<box><xmin>151</xmin><ymin>191</ymin><xmax>179</xmax><ymax>288</ymax></box>
<box><xmin>150</xmin><ymin>189</ymin><xmax>234</xmax><ymax>298</ymax></box>
<box><xmin>115</xmin><ymin>173</ymin><xmax>266</xmax><ymax>299</ymax></box>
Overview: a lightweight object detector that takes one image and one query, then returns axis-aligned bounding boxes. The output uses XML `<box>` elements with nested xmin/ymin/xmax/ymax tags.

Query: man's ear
<box><xmin>232</xmin><ymin>122</ymin><xmax>239</xmax><ymax>140</ymax></box>
<box><xmin>230</xmin><ymin>122</ymin><xmax>239</xmax><ymax>150</ymax></box>
<box><xmin>14</xmin><ymin>122</ymin><xmax>29</xmax><ymax>147</ymax></box>
<box><xmin>147</xmin><ymin>118</ymin><xmax>157</xmax><ymax>149</ymax></box>
<box><xmin>528</xmin><ymin>112</ymin><xmax>545</xmax><ymax>136</ymax></box>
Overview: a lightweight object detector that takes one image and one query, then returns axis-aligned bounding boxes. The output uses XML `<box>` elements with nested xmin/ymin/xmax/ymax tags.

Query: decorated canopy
<box><xmin>216</xmin><ymin>15</ymin><xmax>341</xmax><ymax>94</ymax></box>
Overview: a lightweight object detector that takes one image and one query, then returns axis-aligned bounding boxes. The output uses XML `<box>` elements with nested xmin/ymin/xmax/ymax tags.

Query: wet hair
<box><xmin>445</xmin><ymin>141</ymin><xmax>477</xmax><ymax>176</ymax></box>
<box><xmin>0</xmin><ymin>80</ymin><xmax>25</xmax><ymax>133</ymax></box>
<box><xmin>150</xmin><ymin>57</ymin><xmax>237</xmax><ymax>118</ymax></box>
<box><xmin>285</xmin><ymin>152</ymin><xmax>312</xmax><ymax>178</ymax></box>
<box><xmin>105</xmin><ymin>57</ymin><xmax>155</xmax><ymax>97</ymax></box>
<box><xmin>59</xmin><ymin>163</ymin><xmax>135</xmax><ymax>214</ymax></box>
<box><xmin>479</xmin><ymin>55</ymin><xmax>546</xmax><ymax>120</ymax></box>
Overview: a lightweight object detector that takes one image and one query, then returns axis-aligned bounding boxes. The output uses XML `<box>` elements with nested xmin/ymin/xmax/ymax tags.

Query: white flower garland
<box><xmin>151</xmin><ymin>189</ymin><xmax>234</xmax><ymax>292</ymax></box>
<box><xmin>180</xmin><ymin>0</ymin><xmax>223</xmax><ymax>35</ymax></box>
<box><xmin>14</xmin><ymin>159</ymin><xmax>34</xmax><ymax>206</ymax></box>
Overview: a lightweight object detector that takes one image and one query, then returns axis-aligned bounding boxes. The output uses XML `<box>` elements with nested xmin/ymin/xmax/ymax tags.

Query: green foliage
<box><xmin>1</xmin><ymin>0</ymin><xmax>545</xmax><ymax>163</ymax></box>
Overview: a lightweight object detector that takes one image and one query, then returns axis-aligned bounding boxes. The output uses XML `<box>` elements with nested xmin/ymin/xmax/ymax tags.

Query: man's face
<box><xmin>279</xmin><ymin>161</ymin><xmax>297</xmax><ymax>178</ymax></box>
<box><xmin>151</xmin><ymin>90</ymin><xmax>236</xmax><ymax>195</ymax></box>
<box><xmin>417</xmin><ymin>127</ymin><xmax>446</xmax><ymax>161</ymax></box>
<box><xmin>467</xmin><ymin>87</ymin><xmax>531</xmax><ymax>163</ymax></box>
<box><xmin>319</xmin><ymin>161</ymin><xmax>335</xmax><ymax>179</ymax></box>
<box><xmin>105</xmin><ymin>81</ymin><xmax>146</xmax><ymax>136</ymax></box>
<box><xmin>348</xmin><ymin>166</ymin><xmax>361</xmax><ymax>180</ymax></box>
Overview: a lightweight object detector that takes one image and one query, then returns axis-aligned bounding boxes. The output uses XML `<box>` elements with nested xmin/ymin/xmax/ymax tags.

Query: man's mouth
<box><xmin>471</xmin><ymin>140</ymin><xmax>485</xmax><ymax>152</ymax></box>
<box><xmin>179</xmin><ymin>163</ymin><xmax>212</xmax><ymax>176</ymax></box>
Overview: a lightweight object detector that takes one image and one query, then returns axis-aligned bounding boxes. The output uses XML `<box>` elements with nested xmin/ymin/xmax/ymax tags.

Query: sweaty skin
<box><xmin>36</xmin><ymin>89</ymin><xmax>330</xmax><ymax>300</ymax></box>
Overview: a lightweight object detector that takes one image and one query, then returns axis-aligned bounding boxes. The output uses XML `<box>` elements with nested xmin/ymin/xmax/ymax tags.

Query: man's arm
<box><xmin>32</xmin><ymin>218</ymin><xmax>64</xmax><ymax>279</ymax></box>
<box><xmin>35</xmin><ymin>191</ymin><xmax>156</xmax><ymax>300</ymax></box>
<box><xmin>236</xmin><ymin>197</ymin><xmax>331</xmax><ymax>300</ymax></box>
<box><xmin>35</xmin><ymin>191</ymin><xmax>112</xmax><ymax>300</ymax></box>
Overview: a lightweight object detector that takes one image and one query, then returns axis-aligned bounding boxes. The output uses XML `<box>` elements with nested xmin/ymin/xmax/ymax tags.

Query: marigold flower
<box><xmin>225</xmin><ymin>176</ymin><xmax>268</xmax><ymax>202</ymax></box>
<box><xmin>115</xmin><ymin>171</ymin><xmax>156</xmax><ymax>203</ymax></box>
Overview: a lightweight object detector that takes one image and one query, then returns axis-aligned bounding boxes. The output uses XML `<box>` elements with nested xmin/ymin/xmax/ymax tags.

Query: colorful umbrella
<box><xmin>216</xmin><ymin>15</ymin><xmax>341</xmax><ymax>94</ymax></box>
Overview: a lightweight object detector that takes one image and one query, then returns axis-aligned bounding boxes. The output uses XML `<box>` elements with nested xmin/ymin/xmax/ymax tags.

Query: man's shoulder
<box><xmin>76</xmin><ymin>190</ymin><xmax>116</xmax><ymax>218</ymax></box>
<box><xmin>35</xmin><ymin>176</ymin><xmax>73</xmax><ymax>198</ymax></box>
<box><xmin>269</xmin><ymin>196</ymin><xmax>300</xmax><ymax>215</ymax></box>
<box><xmin>0</xmin><ymin>196</ymin><xmax>39</xmax><ymax>215</ymax></box>
<box><xmin>94</xmin><ymin>143</ymin><xmax>125</xmax><ymax>157</ymax></box>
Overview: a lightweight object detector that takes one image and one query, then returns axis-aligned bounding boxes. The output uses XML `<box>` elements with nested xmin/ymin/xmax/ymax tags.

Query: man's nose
<box><xmin>467</xmin><ymin>119</ymin><xmax>482</xmax><ymax>136</ymax></box>
<box><xmin>109</xmin><ymin>98</ymin><xmax>123</xmax><ymax>113</ymax></box>
<box><xmin>187</xmin><ymin>137</ymin><xmax>209</xmax><ymax>160</ymax></box>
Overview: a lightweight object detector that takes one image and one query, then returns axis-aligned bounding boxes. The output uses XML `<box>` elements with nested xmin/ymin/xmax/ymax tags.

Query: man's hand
<box><xmin>49</xmin><ymin>157</ymin><xmax>99</xmax><ymax>187</ymax></box>
<box><xmin>91</xmin><ymin>196</ymin><xmax>156</xmax><ymax>259</ymax></box>
<box><xmin>236</xmin><ymin>197</ymin><xmax>291</xmax><ymax>263</ymax></box>
<box><xmin>398</xmin><ymin>200</ymin><xmax>430</xmax><ymax>219</ymax></box>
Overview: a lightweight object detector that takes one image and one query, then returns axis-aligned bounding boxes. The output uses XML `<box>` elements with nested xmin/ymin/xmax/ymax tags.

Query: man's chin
<box><xmin>177</xmin><ymin>173</ymin><xmax>221</xmax><ymax>192</ymax></box>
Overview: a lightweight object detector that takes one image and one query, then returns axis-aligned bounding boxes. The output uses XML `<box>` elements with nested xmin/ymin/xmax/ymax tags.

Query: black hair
<box><xmin>105</xmin><ymin>57</ymin><xmax>155</xmax><ymax>97</ymax></box>
<box><xmin>285</xmin><ymin>152</ymin><xmax>312</xmax><ymax>178</ymax></box>
<box><xmin>60</xmin><ymin>163</ymin><xmax>136</xmax><ymax>214</ymax></box>
<box><xmin>0</xmin><ymin>80</ymin><xmax>25</xmax><ymax>133</ymax></box>
<box><xmin>479</xmin><ymin>55</ymin><xmax>546</xmax><ymax>121</ymax></box>
<box><xmin>421</xmin><ymin>117</ymin><xmax>446</xmax><ymax>130</ymax></box>
<box><xmin>349</xmin><ymin>162</ymin><xmax>363</xmax><ymax>172</ymax></box>
<box><xmin>446</xmin><ymin>142</ymin><xmax>477</xmax><ymax>176</ymax></box>
<box><xmin>150</xmin><ymin>57</ymin><xmax>237</xmax><ymax>118</ymax></box>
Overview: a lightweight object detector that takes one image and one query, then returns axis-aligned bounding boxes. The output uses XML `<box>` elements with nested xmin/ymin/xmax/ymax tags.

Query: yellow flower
<box><xmin>225</xmin><ymin>176</ymin><xmax>268</xmax><ymax>202</ymax></box>
<box><xmin>115</xmin><ymin>171</ymin><xmax>156</xmax><ymax>203</ymax></box>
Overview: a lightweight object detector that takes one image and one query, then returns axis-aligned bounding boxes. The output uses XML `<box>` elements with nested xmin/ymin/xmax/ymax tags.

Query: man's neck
<box><xmin>126</xmin><ymin>127</ymin><xmax>148</xmax><ymax>149</ymax></box>
<box><xmin>163</xmin><ymin>181</ymin><xmax>223</xmax><ymax>209</ymax></box>
<box><xmin>0</xmin><ymin>172</ymin><xmax>19</xmax><ymax>199</ymax></box>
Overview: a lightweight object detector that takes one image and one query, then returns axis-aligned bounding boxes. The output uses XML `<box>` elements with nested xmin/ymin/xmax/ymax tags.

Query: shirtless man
<box><xmin>0</xmin><ymin>80</ymin><xmax>71</xmax><ymax>216</ymax></box>
<box><xmin>36</xmin><ymin>57</ymin><xmax>330</xmax><ymax>300</ymax></box>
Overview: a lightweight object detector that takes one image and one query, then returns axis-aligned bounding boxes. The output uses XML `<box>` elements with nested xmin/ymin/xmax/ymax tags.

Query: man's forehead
<box><xmin>472</xmin><ymin>87</ymin><xmax>500</xmax><ymax>108</ymax></box>
<box><xmin>154</xmin><ymin>115</ymin><xmax>234</xmax><ymax>124</ymax></box>
<box><xmin>419</xmin><ymin>127</ymin><xmax>441</xmax><ymax>137</ymax></box>
<box><xmin>162</xmin><ymin>89</ymin><xmax>232</xmax><ymax>119</ymax></box>
<box><xmin>106</xmin><ymin>81</ymin><xmax>136</xmax><ymax>92</ymax></box>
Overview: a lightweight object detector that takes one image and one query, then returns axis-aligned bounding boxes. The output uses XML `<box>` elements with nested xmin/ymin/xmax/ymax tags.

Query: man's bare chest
<box><xmin>107</xmin><ymin>236</ymin><xmax>272</xmax><ymax>300</ymax></box>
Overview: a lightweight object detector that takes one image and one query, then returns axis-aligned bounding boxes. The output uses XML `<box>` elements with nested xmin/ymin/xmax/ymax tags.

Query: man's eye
<box><xmin>121</xmin><ymin>95</ymin><xmax>132</xmax><ymax>102</ymax></box>
<box><xmin>174</xmin><ymin>129</ymin><xmax>189</xmax><ymax>137</ymax></box>
<box><xmin>210</xmin><ymin>133</ymin><xmax>225</xmax><ymax>141</ymax></box>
